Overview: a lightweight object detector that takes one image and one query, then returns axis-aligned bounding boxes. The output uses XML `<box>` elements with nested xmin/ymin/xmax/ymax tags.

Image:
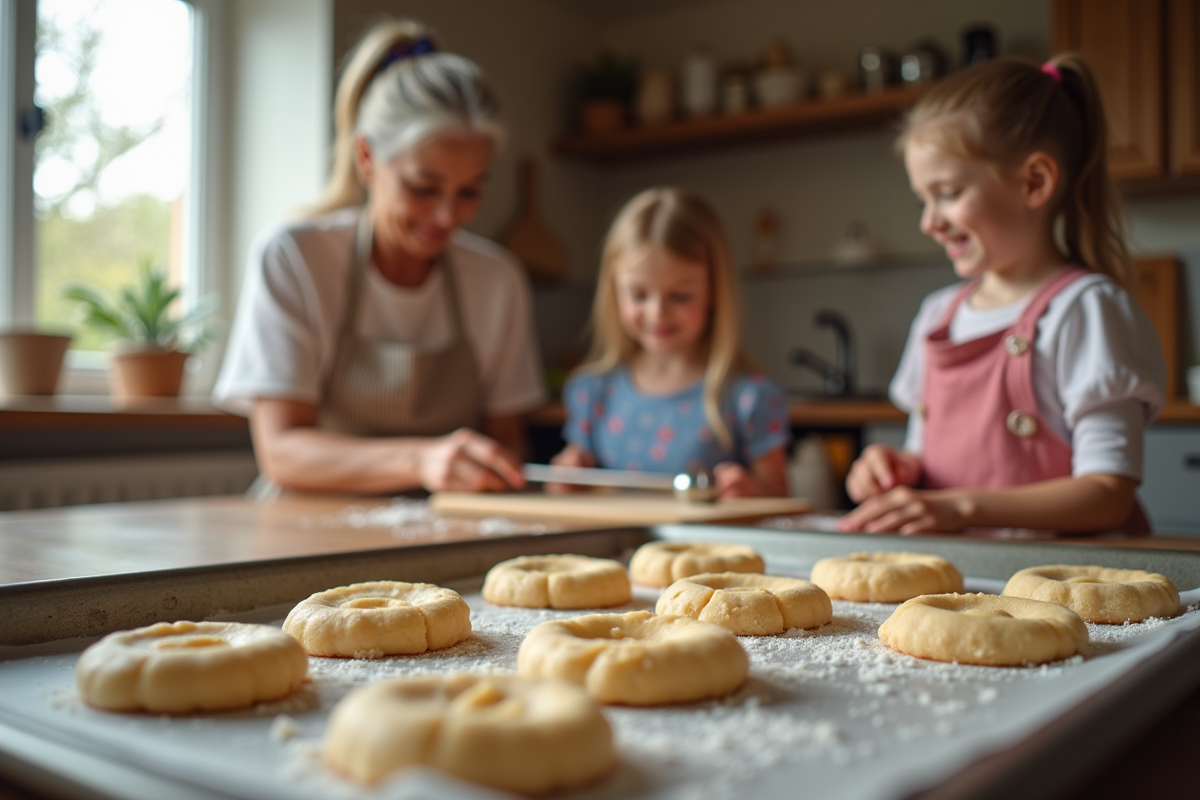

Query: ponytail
<box><xmin>307</xmin><ymin>20</ymin><xmax>502</xmax><ymax>217</ymax></box>
<box><xmin>1049</xmin><ymin>53</ymin><xmax>1131</xmax><ymax>288</ymax></box>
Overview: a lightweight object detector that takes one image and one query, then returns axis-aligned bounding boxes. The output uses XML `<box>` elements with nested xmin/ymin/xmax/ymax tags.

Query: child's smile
<box><xmin>904</xmin><ymin>137</ymin><xmax>1042</xmax><ymax>285</ymax></box>
<box><xmin>614</xmin><ymin>246</ymin><xmax>712</xmax><ymax>357</ymax></box>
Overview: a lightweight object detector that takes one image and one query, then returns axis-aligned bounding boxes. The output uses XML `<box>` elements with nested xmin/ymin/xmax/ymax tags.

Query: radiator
<box><xmin>0</xmin><ymin>452</ymin><xmax>260</xmax><ymax>511</ymax></box>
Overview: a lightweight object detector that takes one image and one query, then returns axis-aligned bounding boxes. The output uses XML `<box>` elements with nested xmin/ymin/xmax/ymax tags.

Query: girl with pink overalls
<box><xmin>838</xmin><ymin>54</ymin><xmax>1166</xmax><ymax>536</ymax></box>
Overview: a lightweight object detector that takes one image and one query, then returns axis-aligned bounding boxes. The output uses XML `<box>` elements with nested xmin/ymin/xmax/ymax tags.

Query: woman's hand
<box><xmin>845</xmin><ymin>445</ymin><xmax>922</xmax><ymax>502</ymax></box>
<box><xmin>545</xmin><ymin>445</ymin><xmax>597</xmax><ymax>494</ymax></box>
<box><xmin>836</xmin><ymin>486</ymin><xmax>974</xmax><ymax>534</ymax></box>
<box><xmin>420</xmin><ymin>428</ymin><xmax>525</xmax><ymax>493</ymax></box>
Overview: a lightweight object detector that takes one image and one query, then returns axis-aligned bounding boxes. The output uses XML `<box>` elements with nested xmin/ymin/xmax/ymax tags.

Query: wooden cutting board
<box><xmin>500</xmin><ymin>157</ymin><xmax>568</xmax><ymax>283</ymax></box>
<box><xmin>1133</xmin><ymin>256</ymin><xmax>1181</xmax><ymax>400</ymax></box>
<box><xmin>429</xmin><ymin>492</ymin><xmax>813</xmax><ymax>524</ymax></box>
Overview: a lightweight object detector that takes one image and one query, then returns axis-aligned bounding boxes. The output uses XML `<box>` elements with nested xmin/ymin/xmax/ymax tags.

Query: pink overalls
<box><xmin>920</xmin><ymin>267</ymin><xmax>1149</xmax><ymax>535</ymax></box>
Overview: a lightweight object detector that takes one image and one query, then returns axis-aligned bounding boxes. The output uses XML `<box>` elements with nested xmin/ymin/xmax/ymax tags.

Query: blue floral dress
<box><xmin>562</xmin><ymin>367</ymin><xmax>790</xmax><ymax>474</ymax></box>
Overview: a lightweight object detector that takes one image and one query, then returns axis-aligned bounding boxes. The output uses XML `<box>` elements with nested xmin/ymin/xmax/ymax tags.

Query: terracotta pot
<box><xmin>110</xmin><ymin>348</ymin><xmax>189</xmax><ymax>399</ymax></box>
<box><xmin>0</xmin><ymin>331</ymin><xmax>72</xmax><ymax>396</ymax></box>
<box><xmin>580</xmin><ymin>100</ymin><xmax>625</xmax><ymax>134</ymax></box>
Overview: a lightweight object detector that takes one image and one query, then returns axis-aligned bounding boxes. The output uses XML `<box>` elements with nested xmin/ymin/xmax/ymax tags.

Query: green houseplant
<box><xmin>573</xmin><ymin>51</ymin><xmax>639</xmax><ymax>133</ymax></box>
<box><xmin>64</xmin><ymin>259</ymin><xmax>218</xmax><ymax>399</ymax></box>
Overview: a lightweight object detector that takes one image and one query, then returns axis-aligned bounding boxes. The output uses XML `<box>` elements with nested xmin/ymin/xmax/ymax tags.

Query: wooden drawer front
<box><xmin>1143</xmin><ymin>427</ymin><xmax>1200</xmax><ymax>533</ymax></box>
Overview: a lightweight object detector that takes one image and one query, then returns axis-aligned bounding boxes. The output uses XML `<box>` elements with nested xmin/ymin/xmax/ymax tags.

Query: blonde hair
<box><xmin>309</xmin><ymin>19</ymin><xmax>503</xmax><ymax>215</ymax></box>
<box><xmin>898</xmin><ymin>54</ymin><xmax>1130</xmax><ymax>287</ymax></box>
<box><xmin>583</xmin><ymin>188</ymin><xmax>753</xmax><ymax>449</ymax></box>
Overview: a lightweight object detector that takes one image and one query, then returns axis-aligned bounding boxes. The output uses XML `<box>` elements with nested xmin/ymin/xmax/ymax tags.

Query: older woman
<box><xmin>213</xmin><ymin>20</ymin><xmax>544</xmax><ymax>494</ymax></box>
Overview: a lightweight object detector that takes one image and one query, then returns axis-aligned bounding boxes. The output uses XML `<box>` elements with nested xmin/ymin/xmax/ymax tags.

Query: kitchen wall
<box><xmin>322</xmin><ymin>0</ymin><xmax>1200</xmax><ymax>396</ymax></box>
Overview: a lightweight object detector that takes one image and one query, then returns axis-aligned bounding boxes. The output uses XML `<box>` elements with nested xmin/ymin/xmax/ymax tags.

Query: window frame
<box><xmin>1</xmin><ymin>0</ymin><xmax>227</xmax><ymax>393</ymax></box>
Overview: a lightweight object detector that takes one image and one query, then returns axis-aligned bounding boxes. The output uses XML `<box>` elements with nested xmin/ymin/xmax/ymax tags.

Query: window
<box><xmin>35</xmin><ymin>0</ymin><xmax>194</xmax><ymax>359</ymax></box>
<box><xmin>2</xmin><ymin>0</ymin><xmax>217</xmax><ymax>389</ymax></box>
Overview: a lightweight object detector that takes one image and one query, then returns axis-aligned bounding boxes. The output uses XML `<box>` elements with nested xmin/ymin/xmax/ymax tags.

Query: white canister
<box><xmin>1188</xmin><ymin>364</ymin><xmax>1200</xmax><ymax>404</ymax></box>
<box><xmin>682</xmin><ymin>46</ymin><xmax>717</xmax><ymax>118</ymax></box>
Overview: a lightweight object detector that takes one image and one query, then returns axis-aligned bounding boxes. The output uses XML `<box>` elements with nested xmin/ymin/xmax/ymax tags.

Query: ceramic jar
<box><xmin>681</xmin><ymin>45</ymin><xmax>717</xmax><ymax>117</ymax></box>
<box><xmin>636</xmin><ymin>67</ymin><xmax>673</xmax><ymax>125</ymax></box>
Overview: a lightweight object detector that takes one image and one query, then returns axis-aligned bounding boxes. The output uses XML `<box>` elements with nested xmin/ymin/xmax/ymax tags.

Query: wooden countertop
<box><xmin>529</xmin><ymin>399</ymin><xmax>1200</xmax><ymax>427</ymax></box>
<box><xmin>2</xmin><ymin>494</ymin><xmax>1198</xmax><ymax>587</ymax></box>
<box><xmin>6</xmin><ymin>395</ymin><xmax>1200</xmax><ymax>432</ymax></box>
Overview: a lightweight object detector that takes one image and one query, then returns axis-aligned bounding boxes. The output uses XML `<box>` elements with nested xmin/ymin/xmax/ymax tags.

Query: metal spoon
<box><xmin>520</xmin><ymin>464</ymin><xmax>719</xmax><ymax>504</ymax></box>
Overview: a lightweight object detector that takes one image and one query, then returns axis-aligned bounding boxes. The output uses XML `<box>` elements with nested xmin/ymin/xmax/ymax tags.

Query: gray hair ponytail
<box><xmin>308</xmin><ymin>20</ymin><xmax>503</xmax><ymax>216</ymax></box>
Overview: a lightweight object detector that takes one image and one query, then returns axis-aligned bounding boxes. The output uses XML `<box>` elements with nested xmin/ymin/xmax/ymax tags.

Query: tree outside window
<box><xmin>34</xmin><ymin>0</ymin><xmax>192</xmax><ymax>354</ymax></box>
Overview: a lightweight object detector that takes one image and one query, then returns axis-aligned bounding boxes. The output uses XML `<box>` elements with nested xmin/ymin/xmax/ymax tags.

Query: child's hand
<box><xmin>713</xmin><ymin>462</ymin><xmax>766</xmax><ymax>498</ymax></box>
<box><xmin>546</xmin><ymin>446</ymin><xmax>597</xmax><ymax>494</ymax></box>
<box><xmin>836</xmin><ymin>487</ymin><xmax>972</xmax><ymax>534</ymax></box>
<box><xmin>845</xmin><ymin>445</ymin><xmax>922</xmax><ymax>502</ymax></box>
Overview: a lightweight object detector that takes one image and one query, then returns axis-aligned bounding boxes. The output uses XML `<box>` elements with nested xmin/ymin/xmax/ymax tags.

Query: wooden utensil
<box><xmin>500</xmin><ymin>157</ymin><xmax>568</xmax><ymax>283</ymax></box>
<box><xmin>429</xmin><ymin>491</ymin><xmax>812</xmax><ymax>525</ymax></box>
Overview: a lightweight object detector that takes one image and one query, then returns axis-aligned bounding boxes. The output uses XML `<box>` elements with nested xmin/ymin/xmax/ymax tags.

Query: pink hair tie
<box><xmin>1041</xmin><ymin>61</ymin><xmax>1063</xmax><ymax>83</ymax></box>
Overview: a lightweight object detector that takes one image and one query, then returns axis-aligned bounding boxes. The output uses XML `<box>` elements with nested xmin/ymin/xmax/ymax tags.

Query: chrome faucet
<box><xmin>790</xmin><ymin>309</ymin><xmax>855</xmax><ymax>397</ymax></box>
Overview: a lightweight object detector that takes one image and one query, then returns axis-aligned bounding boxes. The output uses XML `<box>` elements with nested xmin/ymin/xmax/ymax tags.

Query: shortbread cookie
<box><xmin>325</xmin><ymin>673</ymin><xmax>614</xmax><ymax>793</ymax></box>
<box><xmin>283</xmin><ymin>581</ymin><xmax>471</xmax><ymax>658</ymax></box>
<box><xmin>1002</xmin><ymin>565</ymin><xmax>1179</xmax><ymax>624</ymax></box>
<box><xmin>482</xmin><ymin>555</ymin><xmax>631</xmax><ymax>609</ymax></box>
<box><xmin>656</xmin><ymin>572</ymin><xmax>832</xmax><ymax>635</ymax></box>
<box><xmin>76</xmin><ymin>620</ymin><xmax>308</xmax><ymax>713</ymax></box>
<box><xmin>517</xmin><ymin>610</ymin><xmax>748</xmax><ymax>705</ymax></box>
<box><xmin>809</xmin><ymin>551</ymin><xmax>963</xmax><ymax>603</ymax></box>
<box><xmin>879</xmin><ymin>593</ymin><xmax>1088</xmax><ymax>666</ymax></box>
<box><xmin>629</xmin><ymin>541</ymin><xmax>765</xmax><ymax>588</ymax></box>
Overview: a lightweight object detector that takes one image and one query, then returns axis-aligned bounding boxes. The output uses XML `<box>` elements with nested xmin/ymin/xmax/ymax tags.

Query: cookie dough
<box><xmin>629</xmin><ymin>541</ymin><xmax>765</xmax><ymax>588</ymax></box>
<box><xmin>879</xmin><ymin>593</ymin><xmax>1088</xmax><ymax>666</ymax></box>
<box><xmin>283</xmin><ymin>581</ymin><xmax>471</xmax><ymax>658</ymax></box>
<box><xmin>517</xmin><ymin>610</ymin><xmax>748</xmax><ymax>705</ymax></box>
<box><xmin>75</xmin><ymin>620</ymin><xmax>308</xmax><ymax>713</ymax></box>
<box><xmin>809</xmin><ymin>551</ymin><xmax>963</xmax><ymax>603</ymax></box>
<box><xmin>656</xmin><ymin>572</ymin><xmax>832</xmax><ymax>635</ymax></box>
<box><xmin>482</xmin><ymin>555</ymin><xmax>631</xmax><ymax>609</ymax></box>
<box><xmin>1002</xmin><ymin>565</ymin><xmax>1180</xmax><ymax>624</ymax></box>
<box><xmin>325</xmin><ymin>673</ymin><xmax>614</xmax><ymax>793</ymax></box>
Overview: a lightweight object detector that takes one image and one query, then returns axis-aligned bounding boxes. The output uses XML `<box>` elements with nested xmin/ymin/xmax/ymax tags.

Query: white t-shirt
<box><xmin>212</xmin><ymin>208</ymin><xmax>547</xmax><ymax>419</ymax></box>
<box><xmin>889</xmin><ymin>272</ymin><xmax>1166</xmax><ymax>480</ymax></box>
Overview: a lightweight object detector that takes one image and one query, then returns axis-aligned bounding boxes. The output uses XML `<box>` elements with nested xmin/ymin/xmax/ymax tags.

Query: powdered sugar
<box><xmin>295</xmin><ymin>499</ymin><xmax>562</xmax><ymax>540</ymax></box>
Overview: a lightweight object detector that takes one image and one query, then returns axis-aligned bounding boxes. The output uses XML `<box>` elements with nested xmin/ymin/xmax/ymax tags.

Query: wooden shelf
<box><xmin>552</xmin><ymin>84</ymin><xmax>932</xmax><ymax>163</ymax></box>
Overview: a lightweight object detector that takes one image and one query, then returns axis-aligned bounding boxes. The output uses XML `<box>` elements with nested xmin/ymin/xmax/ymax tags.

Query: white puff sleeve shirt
<box><xmin>889</xmin><ymin>273</ymin><xmax>1166</xmax><ymax>481</ymax></box>
<box><xmin>213</xmin><ymin>209</ymin><xmax>546</xmax><ymax>420</ymax></box>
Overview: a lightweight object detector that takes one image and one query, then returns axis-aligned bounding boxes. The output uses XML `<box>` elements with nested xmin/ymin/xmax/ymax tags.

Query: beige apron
<box><xmin>318</xmin><ymin>210</ymin><xmax>484</xmax><ymax>436</ymax></box>
<box><xmin>250</xmin><ymin>210</ymin><xmax>483</xmax><ymax>499</ymax></box>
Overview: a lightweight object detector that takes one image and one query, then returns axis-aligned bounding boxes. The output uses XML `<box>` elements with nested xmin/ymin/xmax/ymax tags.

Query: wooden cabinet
<box><xmin>1172</xmin><ymin>0</ymin><xmax>1200</xmax><ymax>173</ymax></box>
<box><xmin>1055</xmin><ymin>0</ymin><xmax>1200</xmax><ymax>180</ymax></box>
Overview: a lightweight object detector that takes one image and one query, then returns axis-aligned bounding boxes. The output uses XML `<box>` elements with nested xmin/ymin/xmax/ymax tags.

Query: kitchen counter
<box><xmin>3</xmin><ymin>493</ymin><xmax>1199</xmax><ymax>588</ymax></box>
<box><xmin>6</xmin><ymin>395</ymin><xmax>1200</xmax><ymax>433</ymax></box>
<box><xmin>528</xmin><ymin>399</ymin><xmax>1200</xmax><ymax>427</ymax></box>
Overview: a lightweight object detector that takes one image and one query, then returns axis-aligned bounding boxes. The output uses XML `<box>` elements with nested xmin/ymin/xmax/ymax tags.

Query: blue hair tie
<box><xmin>378</xmin><ymin>36</ymin><xmax>436</xmax><ymax>72</ymax></box>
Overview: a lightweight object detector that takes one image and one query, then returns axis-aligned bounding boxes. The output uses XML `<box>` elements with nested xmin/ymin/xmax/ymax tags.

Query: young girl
<box><xmin>553</xmin><ymin>188</ymin><xmax>791</xmax><ymax>498</ymax></box>
<box><xmin>839</xmin><ymin>54</ymin><xmax>1166</xmax><ymax>536</ymax></box>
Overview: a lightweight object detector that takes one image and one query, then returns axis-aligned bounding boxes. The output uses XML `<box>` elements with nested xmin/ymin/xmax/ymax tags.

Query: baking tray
<box><xmin>2</xmin><ymin>525</ymin><xmax>1199</xmax><ymax>800</ymax></box>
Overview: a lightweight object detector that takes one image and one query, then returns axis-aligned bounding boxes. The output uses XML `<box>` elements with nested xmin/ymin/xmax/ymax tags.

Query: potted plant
<box><xmin>573</xmin><ymin>51</ymin><xmax>639</xmax><ymax>134</ymax></box>
<box><xmin>0</xmin><ymin>329</ymin><xmax>72</xmax><ymax>396</ymax></box>
<box><xmin>64</xmin><ymin>260</ymin><xmax>218</xmax><ymax>399</ymax></box>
